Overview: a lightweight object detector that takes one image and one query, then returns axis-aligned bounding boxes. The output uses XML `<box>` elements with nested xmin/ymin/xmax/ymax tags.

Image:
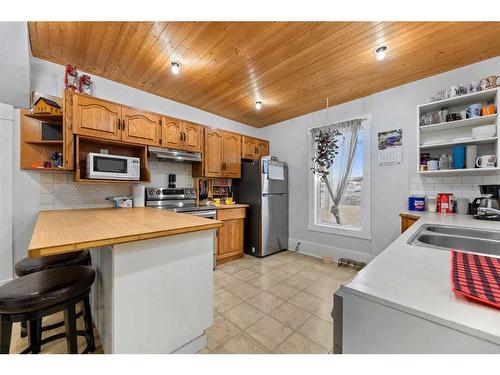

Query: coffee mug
<box><xmin>446</xmin><ymin>112</ymin><xmax>461</xmax><ymax>122</ymax></box>
<box><xmin>466</xmin><ymin>103</ymin><xmax>482</xmax><ymax>118</ymax></box>
<box><xmin>427</xmin><ymin>159</ymin><xmax>439</xmax><ymax>171</ymax></box>
<box><xmin>476</xmin><ymin>155</ymin><xmax>497</xmax><ymax>168</ymax></box>
<box><xmin>480</xmin><ymin>76</ymin><xmax>500</xmax><ymax>90</ymax></box>
<box><xmin>482</xmin><ymin>104</ymin><xmax>497</xmax><ymax>116</ymax></box>
<box><xmin>449</xmin><ymin>85</ymin><xmax>460</xmax><ymax>98</ymax></box>
<box><xmin>468</xmin><ymin>81</ymin><xmax>479</xmax><ymax>93</ymax></box>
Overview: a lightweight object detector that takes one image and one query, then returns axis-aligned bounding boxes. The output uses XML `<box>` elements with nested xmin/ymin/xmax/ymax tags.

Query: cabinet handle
<box><xmin>117</xmin><ymin>119</ymin><xmax>121</xmax><ymax>130</ymax></box>
<box><xmin>121</xmin><ymin>119</ymin><xmax>125</xmax><ymax>131</ymax></box>
<box><xmin>183</xmin><ymin>132</ymin><xmax>186</xmax><ymax>141</ymax></box>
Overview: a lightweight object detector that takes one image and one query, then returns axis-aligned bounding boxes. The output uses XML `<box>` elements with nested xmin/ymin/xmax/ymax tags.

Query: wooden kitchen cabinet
<box><xmin>73</xmin><ymin>93</ymin><xmax>161</xmax><ymax>146</ymax></box>
<box><xmin>121</xmin><ymin>106</ymin><xmax>161</xmax><ymax>146</ymax></box>
<box><xmin>72</xmin><ymin>93</ymin><xmax>122</xmax><ymax>141</ymax></box>
<box><xmin>256</xmin><ymin>139</ymin><xmax>269</xmax><ymax>158</ymax></box>
<box><xmin>194</xmin><ymin>128</ymin><xmax>241</xmax><ymax>178</ymax></box>
<box><xmin>203</xmin><ymin>128</ymin><xmax>224</xmax><ymax>177</ymax></box>
<box><xmin>242</xmin><ymin>136</ymin><xmax>258</xmax><ymax>159</ymax></box>
<box><xmin>216</xmin><ymin>208</ymin><xmax>246</xmax><ymax>265</ymax></box>
<box><xmin>222</xmin><ymin>132</ymin><xmax>241</xmax><ymax>178</ymax></box>
<box><xmin>161</xmin><ymin>117</ymin><xmax>183</xmax><ymax>149</ymax></box>
<box><xmin>161</xmin><ymin>118</ymin><xmax>203</xmax><ymax>152</ymax></box>
<box><xmin>241</xmin><ymin>135</ymin><xmax>269</xmax><ymax>160</ymax></box>
<box><xmin>182</xmin><ymin>122</ymin><xmax>203</xmax><ymax>152</ymax></box>
<box><xmin>400</xmin><ymin>213</ymin><xmax>420</xmax><ymax>233</ymax></box>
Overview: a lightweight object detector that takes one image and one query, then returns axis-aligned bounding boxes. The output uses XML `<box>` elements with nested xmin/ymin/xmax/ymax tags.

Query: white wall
<box><xmin>0</xmin><ymin>22</ymin><xmax>30</xmax><ymax>108</ymax></box>
<box><xmin>260</xmin><ymin>56</ymin><xmax>500</xmax><ymax>262</ymax></box>
<box><xmin>0</xmin><ymin>104</ymin><xmax>13</xmax><ymax>283</ymax></box>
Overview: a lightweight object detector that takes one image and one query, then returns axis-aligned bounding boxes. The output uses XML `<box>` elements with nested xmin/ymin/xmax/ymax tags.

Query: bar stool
<box><xmin>0</xmin><ymin>266</ymin><xmax>96</xmax><ymax>354</ymax></box>
<box><xmin>14</xmin><ymin>251</ymin><xmax>91</xmax><ymax>338</ymax></box>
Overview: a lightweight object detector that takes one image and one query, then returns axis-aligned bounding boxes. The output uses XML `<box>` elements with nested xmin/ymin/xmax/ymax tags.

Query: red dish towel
<box><xmin>451</xmin><ymin>251</ymin><xmax>500</xmax><ymax>309</ymax></box>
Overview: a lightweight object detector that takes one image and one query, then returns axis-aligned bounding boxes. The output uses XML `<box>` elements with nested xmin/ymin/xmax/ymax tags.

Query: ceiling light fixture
<box><xmin>255</xmin><ymin>100</ymin><xmax>262</xmax><ymax>110</ymax></box>
<box><xmin>374</xmin><ymin>45</ymin><xmax>388</xmax><ymax>61</ymax></box>
<box><xmin>171</xmin><ymin>61</ymin><xmax>182</xmax><ymax>74</ymax></box>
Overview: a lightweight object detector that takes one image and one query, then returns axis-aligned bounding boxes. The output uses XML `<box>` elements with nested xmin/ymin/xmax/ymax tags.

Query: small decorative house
<box><xmin>33</xmin><ymin>97</ymin><xmax>62</xmax><ymax>115</ymax></box>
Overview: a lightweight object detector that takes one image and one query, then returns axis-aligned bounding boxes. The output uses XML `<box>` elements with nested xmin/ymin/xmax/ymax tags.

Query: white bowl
<box><xmin>472</xmin><ymin>125</ymin><xmax>496</xmax><ymax>139</ymax></box>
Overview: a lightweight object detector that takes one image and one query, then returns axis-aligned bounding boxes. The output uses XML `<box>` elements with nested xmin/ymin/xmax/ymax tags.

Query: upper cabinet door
<box><xmin>204</xmin><ymin>128</ymin><xmax>224</xmax><ymax>177</ymax></box>
<box><xmin>223</xmin><ymin>132</ymin><xmax>242</xmax><ymax>178</ymax></box>
<box><xmin>256</xmin><ymin>139</ymin><xmax>269</xmax><ymax>158</ymax></box>
<box><xmin>182</xmin><ymin>122</ymin><xmax>203</xmax><ymax>153</ymax></box>
<box><xmin>161</xmin><ymin>117</ymin><xmax>183</xmax><ymax>149</ymax></box>
<box><xmin>242</xmin><ymin>136</ymin><xmax>257</xmax><ymax>159</ymax></box>
<box><xmin>121</xmin><ymin>107</ymin><xmax>161</xmax><ymax>146</ymax></box>
<box><xmin>72</xmin><ymin>94</ymin><xmax>121</xmax><ymax>140</ymax></box>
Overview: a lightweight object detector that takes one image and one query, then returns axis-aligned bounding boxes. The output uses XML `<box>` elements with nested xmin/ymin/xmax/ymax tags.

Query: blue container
<box><xmin>453</xmin><ymin>146</ymin><xmax>466</xmax><ymax>169</ymax></box>
<box><xmin>409</xmin><ymin>196</ymin><xmax>425</xmax><ymax>211</ymax></box>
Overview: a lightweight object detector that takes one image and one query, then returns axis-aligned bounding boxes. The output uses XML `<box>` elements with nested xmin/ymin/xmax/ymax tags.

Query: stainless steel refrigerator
<box><xmin>233</xmin><ymin>156</ymin><xmax>288</xmax><ymax>257</ymax></box>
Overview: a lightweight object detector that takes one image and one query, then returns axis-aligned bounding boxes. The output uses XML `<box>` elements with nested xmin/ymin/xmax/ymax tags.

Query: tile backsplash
<box><xmin>38</xmin><ymin>158</ymin><xmax>194</xmax><ymax>211</ymax></box>
<box><xmin>409</xmin><ymin>174</ymin><xmax>500</xmax><ymax>201</ymax></box>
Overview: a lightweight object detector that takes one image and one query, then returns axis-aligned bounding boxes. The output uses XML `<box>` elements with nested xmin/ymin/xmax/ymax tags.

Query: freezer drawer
<box><xmin>261</xmin><ymin>193</ymin><xmax>288</xmax><ymax>256</ymax></box>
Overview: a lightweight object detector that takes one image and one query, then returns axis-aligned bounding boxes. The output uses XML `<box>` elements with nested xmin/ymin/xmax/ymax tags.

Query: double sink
<box><xmin>409</xmin><ymin>224</ymin><xmax>500</xmax><ymax>257</ymax></box>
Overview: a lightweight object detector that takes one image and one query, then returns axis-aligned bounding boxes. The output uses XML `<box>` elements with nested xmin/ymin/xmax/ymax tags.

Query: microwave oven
<box><xmin>86</xmin><ymin>152</ymin><xmax>141</xmax><ymax>180</ymax></box>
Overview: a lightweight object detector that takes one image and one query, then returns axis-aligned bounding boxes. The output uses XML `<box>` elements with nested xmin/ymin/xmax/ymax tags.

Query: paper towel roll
<box><xmin>132</xmin><ymin>185</ymin><xmax>145</xmax><ymax>207</ymax></box>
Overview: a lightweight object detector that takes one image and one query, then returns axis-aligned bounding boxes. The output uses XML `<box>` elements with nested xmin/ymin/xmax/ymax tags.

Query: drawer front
<box><xmin>216</xmin><ymin>207</ymin><xmax>246</xmax><ymax>220</ymax></box>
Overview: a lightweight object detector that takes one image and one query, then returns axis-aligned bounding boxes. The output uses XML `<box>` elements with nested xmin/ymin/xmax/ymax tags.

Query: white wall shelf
<box><xmin>419</xmin><ymin>114</ymin><xmax>497</xmax><ymax>133</ymax></box>
<box><xmin>417</xmin><ymin>88</ymin><xmax>499</xmax><ymax>175</ymax></box>
<box><xmin>419</xmin><ymin>137</ymin><xmax>497</xmax><ymax>150</ymax></box>
<box><xmin>419</xmin><ymin>168</ymin><xmax>500</xmax><ymax>176</ymax></box>
<box><xmin>418</xmin><ymin>88</ymin><xmax>498</xmax><ymax>113</ymax></box>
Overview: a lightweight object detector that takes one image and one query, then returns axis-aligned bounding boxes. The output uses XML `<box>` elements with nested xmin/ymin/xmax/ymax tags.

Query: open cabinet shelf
<box><xmin>74</xmin><ymin>135</ymin><xmax>151</xmax><ymax>184</ymax></box>
<box><xmin>417</xmin><ymin>88</ymin><xmax>499</xmax><ymax>174</ymax></box>
<box><xmin>20</xmin><ymin>105</ymin><xmax>73</xmax><ymax>172</ymax></box>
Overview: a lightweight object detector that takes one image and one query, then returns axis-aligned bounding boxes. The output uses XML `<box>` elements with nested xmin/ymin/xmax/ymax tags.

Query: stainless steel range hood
<box><xmin>148</xmin><ymin>146</ymin><xmax>202</xmax><ymax>162</ymax></box>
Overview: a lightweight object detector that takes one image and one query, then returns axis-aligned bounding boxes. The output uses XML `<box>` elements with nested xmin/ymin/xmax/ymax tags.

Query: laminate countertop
<box><xmin>344</xmin><ymin>211</ymin><xmax>500</xmax><ymax>345</ymax></box>
<box><xmin>28</xmin><ymin>207</ymin><xmax>222</xmax><ymax>257</ymax></box>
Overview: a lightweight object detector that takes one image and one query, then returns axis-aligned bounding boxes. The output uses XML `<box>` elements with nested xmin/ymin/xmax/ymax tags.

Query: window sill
<box><xmin>307</xmin><ymin>222</ymin><xmax>372</xmax><ymax>240</ymax></box>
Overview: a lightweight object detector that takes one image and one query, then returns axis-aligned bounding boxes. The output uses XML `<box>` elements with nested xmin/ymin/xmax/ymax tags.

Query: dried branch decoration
<box><xmin>311</xmin><ymin>128</ymin><xmax>341</xmax><ymax>179</ymax></box>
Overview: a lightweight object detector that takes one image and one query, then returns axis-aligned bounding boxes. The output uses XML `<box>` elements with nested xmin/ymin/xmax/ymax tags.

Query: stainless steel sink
<box><xmin>408</xmin><ymin>224</ymin><xmax>500</xmax><ymax>258</ymax></box>
<box><xmin>425</xmin><ymin>225</ymin><xmax>500</xmax><ymax>241</ymax></box>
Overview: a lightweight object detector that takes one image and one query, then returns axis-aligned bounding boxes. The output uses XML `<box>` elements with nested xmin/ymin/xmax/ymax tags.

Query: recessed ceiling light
<box><xmin>171</xmin><ymin>61</ymin><xmax>182</xmax><ymax>74</ymax></box>
<box><xmin>255</xmin><ymin>100</ymin><xmax>262</xmax><ymax>110</ymax></box>
<box><xmin>374</xmin><ymin>45</ymin><xmax>388</xmax><ymax>61</ymax></box>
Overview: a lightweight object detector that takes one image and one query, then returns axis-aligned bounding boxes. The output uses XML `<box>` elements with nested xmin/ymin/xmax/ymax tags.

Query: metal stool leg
<box><xmin>82</xmin><ymin>296</ymin><xmax>95</xmax><ymax>352</ymax></box>
<box><xmin>0</xmin><ymin>316</ymin><xmax>12</xmax><ymax>354</ymax></box>
<box><xmin>64</xmin><ymin>304</ymin><xmax>78</xmax><ymax>354</ymax></box>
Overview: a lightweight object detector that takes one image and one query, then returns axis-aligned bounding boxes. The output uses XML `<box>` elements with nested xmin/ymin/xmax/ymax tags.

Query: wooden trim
<box><xmin>216</xmin><ymin>253</ymin><xmax>244</xmax><ymax>266</ymax></box>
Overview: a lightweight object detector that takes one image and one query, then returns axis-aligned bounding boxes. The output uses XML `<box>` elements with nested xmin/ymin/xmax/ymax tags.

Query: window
<box><xmin>308</xmin><ymin>116</ymin><xmax>371</xmax><ymax>239</ymax></box>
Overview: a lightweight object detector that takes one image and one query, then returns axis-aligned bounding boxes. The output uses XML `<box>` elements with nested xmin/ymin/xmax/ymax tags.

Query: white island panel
<box><xmin>96</xmin><ymin>229</ymin><xmax>215</xmax><ymax>354</ymax></box>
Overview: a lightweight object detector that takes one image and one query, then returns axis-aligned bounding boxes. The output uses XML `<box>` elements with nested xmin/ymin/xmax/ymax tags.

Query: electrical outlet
<box><xmin>100</xmin><ymin>149</ymin><xmax>108</xmax><ymax>154</ymax></box>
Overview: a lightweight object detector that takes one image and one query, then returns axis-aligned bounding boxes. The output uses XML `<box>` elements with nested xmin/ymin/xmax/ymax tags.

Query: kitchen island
<box><xmin>29</xmin><ymin>207</ymin><xmax>222</xmax><ymax>354</ymax></box>
<box><xmin>336</xmin><ymin>212</ymin><xmax>500</xmax><ymax>354</ymax></box>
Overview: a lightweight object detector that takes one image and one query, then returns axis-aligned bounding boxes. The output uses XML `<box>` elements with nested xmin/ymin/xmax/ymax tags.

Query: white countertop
<box><xmin>344</xmin><ymin>212</ymin><xmax>500</xmax><ymax>345</ymax></box>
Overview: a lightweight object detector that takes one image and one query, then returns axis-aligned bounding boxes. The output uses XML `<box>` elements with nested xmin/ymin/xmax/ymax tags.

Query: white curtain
<box><xmin>311</xmin><ymin>119</ymin><xmax>362</xmax><ymax>224</ymax></box>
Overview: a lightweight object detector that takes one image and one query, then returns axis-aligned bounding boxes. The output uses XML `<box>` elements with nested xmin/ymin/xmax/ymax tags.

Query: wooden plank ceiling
<box><xmin>29</xmin><ymin>22</ymin><xmax>500</xmax><ymax>127</ymax></box>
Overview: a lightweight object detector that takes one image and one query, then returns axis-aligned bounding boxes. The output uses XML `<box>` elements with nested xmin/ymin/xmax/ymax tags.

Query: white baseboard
<box><xmin>0</xmin><ymin>277</ymin><xmax>13</xmax><ymax>287</ymax></box>
<box><xmin>288</xmin><ymin>237</ymin><xmax>375</xmax><ymax>264</ymax></box>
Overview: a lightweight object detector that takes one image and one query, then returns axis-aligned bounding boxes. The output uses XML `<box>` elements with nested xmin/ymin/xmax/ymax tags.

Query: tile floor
<box><xmin>202</xmin><ymin>250</ymin><xmax>358</xmax><ymax>354</ymax></box>
<box><xmin>7</xmin><ymin>250</ymin><xmax>357</xmax><ymax>354</ymax></box>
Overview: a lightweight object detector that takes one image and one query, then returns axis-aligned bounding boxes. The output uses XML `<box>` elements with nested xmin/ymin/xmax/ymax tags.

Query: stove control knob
<box><xmin>147</xmin><ymin>189</ymin><xmax>155</xmax><ymax>195</ymax></box>
<box><xmin>156</xmin><ymin>189</ymin><xmax>161</xmax><ymax>195</ymax></box>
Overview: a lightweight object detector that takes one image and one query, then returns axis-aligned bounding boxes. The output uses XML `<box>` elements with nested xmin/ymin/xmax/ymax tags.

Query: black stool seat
<box><xmin>15</xmin><ymin>250</ymin><xmax>90</xmax><ymax>277</ymax></box>
<box><xmin>0</xmin><ymin>266</ymin><xmax>95</xmax><ymax>315</ymax></box>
